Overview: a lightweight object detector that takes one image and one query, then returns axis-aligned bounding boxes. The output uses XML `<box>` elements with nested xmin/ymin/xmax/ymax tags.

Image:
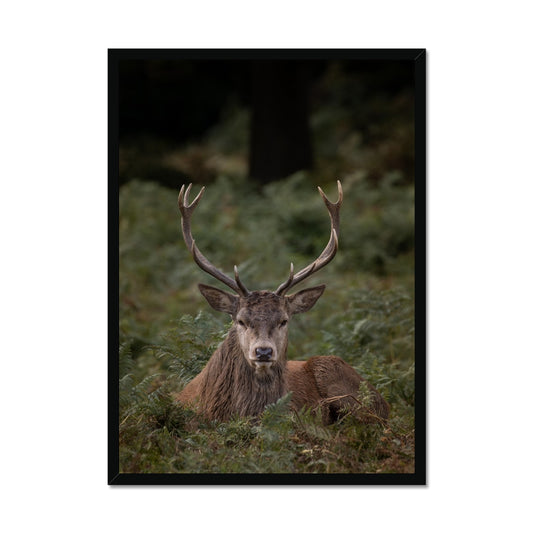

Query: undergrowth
<box><xmin>117</xmin><ymin>76</ymin><xmax>417</xmax><ymax>474</ymax></box>
<box><xmin>118</xmin><ymin>247</ymin><xmax>416</xmax><ymax>474</ymax></box>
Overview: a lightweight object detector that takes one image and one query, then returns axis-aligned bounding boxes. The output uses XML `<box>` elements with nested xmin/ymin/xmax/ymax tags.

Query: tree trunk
<box><xmin>249</xmin><ymin>61</ymin><xmax>313</xmax><ymax>184</ymax></box>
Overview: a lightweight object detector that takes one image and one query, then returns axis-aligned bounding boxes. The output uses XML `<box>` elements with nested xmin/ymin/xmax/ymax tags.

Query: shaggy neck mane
<box><xmin>198</xmin><ymin>328</ymin><xmax>287</xmax><ymax>421</ymax></box>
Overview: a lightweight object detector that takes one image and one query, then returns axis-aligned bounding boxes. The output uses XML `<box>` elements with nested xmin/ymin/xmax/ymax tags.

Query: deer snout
<box><xmin>255</xmin><ymin>347</ymin><xmax>273</xmax><ymax>362</ymax></box>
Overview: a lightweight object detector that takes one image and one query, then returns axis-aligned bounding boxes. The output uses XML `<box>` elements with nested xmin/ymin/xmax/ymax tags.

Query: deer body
<box><xmin>177</xmin><ymin>325</ymin><xmax>287</xmax><ymax>421</ymax></box>
<box><xmin>176</xmin><ymin>310</ymin><xmax>388</xmax><ymax>423</ymax></box>
<box><xmin>175</xmin><ymin>182</ymin><xmax>389</xmax><ymax>423</ymax></box>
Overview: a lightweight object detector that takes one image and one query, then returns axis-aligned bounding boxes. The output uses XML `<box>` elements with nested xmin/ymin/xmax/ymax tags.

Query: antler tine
<box><xmin>318</xmin><ymin>179</ymin><xmax>343</xmax><ymax>233</ymax></box>
<box><xmin>179</xmin><ymin>183</ymin><xmax>250</xmax><ymax>297</ymax></box>
<box><xmin>233</xmin><ymin>265</ymin><xmax>249</xmax><ymax>295</ymax></box>
<box><xmin>178</xmin><ymin>184</ymin><xmax>206</xmax><ymax>251</ymax></box>
<box><xmin>276</xmin><ymin>181</ymin><xmax>342</xmax><ymax>296</ymax></box>
<box><xmin>274</xmin><ymin>262</ymin><xmax>294</xmax><ymax>296</ymax></box>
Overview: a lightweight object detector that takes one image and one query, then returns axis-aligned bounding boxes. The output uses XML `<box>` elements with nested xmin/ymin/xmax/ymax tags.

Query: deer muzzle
<box><xmin>255</xmin><ymin>347</ymin><xmax>273</xmax><ymax>362</ymax></box>
<box><xmin>248</xmin><ymin>342</ymin><xmax>278</xmax><ymax>374</ymax></box>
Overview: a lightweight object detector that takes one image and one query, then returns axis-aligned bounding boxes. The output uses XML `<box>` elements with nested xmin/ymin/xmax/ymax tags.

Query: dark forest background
<box><xmin>119</xmin><ymin>58</ymin><xmax>414</xmax><ymax>187</ymax></box>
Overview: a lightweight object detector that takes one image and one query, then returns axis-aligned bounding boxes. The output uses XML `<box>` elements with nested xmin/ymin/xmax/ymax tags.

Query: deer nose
<box><xmin>255</xmin><ymin>347</ymin><xmax>273</xmax><ymax>361</ymax></box>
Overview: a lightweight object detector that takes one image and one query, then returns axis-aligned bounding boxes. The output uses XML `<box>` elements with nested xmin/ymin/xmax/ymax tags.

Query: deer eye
<box><xmin>237</xmin><ymin>320</ymin><xmax>247</xmax><ymax>328</ymax></box>
<box><xmin>279</xmin><ymin>320</ymin><xmax>288</xmax><ymax>328</ymax></box>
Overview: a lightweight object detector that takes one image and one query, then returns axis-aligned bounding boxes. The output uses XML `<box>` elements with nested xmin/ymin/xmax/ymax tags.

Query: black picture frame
<box><xmin>109</xmin><ymin>48</ymin><xmax>426</xmax><ymax>485</ymax></box>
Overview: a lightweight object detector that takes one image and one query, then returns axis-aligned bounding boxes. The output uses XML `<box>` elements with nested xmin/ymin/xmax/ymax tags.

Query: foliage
<box><xmin>118</xmin><ymin>176</ymin><xmax>416</xmax><ymax>473</ymax></box>
<box><xmin>117</xmin><ymin>71</ymin><xmax>416</xmax><ymax>473</ymax></box>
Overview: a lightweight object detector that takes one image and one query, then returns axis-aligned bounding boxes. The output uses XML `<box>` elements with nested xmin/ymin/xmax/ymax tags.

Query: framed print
<box><xmin>109</xmin><ymin>49</ymin><xmax>426</xmax><ymax>485</ymax></box>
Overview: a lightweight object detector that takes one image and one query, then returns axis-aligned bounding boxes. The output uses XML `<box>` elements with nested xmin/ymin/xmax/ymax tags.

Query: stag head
<box><xmin>178</xmin><ymin>181</ymin><xmax>343</xmax><ymax>375</ymax></box>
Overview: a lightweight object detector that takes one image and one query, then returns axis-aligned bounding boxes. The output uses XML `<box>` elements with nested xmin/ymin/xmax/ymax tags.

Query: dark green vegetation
<box><xmin>119</xmin><ymin>173</ymin><xmax>415</xmax><ymax>474</ymax></box>
<box><xmin>118</xmin><ymin>61</ymin><xmax>416</xmax><ymax>474</ymax></box>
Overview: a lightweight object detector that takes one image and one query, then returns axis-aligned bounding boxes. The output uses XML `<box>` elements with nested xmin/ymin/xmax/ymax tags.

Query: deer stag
<box><xmin>175</xmin><ymin>181</ymin><xmax>389</xmax><ymax>424</ymax></box>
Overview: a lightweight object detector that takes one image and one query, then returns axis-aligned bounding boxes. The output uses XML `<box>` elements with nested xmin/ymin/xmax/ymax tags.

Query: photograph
<box><xmin>5</xmin><ymin>1</ymin><xmax>533</xmax><ymax>529</ymax></box>
<box><xmin>109</xmin><ymin>49</ymin><xmax>426</xmax><ymax>484</ymax></box>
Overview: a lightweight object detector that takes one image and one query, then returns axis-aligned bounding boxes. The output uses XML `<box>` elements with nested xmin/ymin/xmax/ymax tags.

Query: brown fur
<box><xmin>175</xmin><ymin>181</ymin><xmax>389</xmax><ymax>423</ymax></box>
<box><xmin>176</xmin><ymin>322</ymin><xmax>389</xmax><ymax>423</ymax></box>
<box><xmin>178</xmin><ymin>328</ymin><xmax>287</xmax><ymax>420</ymax></box>
<box><xmin>289</xmin><ymin>356</ymin><xmax>390</xmax><ymax>423</ymax></box>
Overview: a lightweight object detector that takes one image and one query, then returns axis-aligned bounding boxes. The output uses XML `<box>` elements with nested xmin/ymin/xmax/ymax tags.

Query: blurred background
<box><xmin>117</xmin><ymin>56</ymin><xmax>417</xmax><ymax>473</ymax></box>
<box><xmin>119</xmin><ymin>59</ymin><xmax>414</xmax><ymax>187</ymax></box>
<box><xmin>119</xmin><ymin>57</ymin><xmax>415</xmax><ymax>343</ymax></box>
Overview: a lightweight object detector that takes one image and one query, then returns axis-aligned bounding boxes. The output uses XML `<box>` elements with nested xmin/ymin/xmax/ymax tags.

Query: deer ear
<box><xmin>286</xmin><ymin>285</ymin><xmax>325</xmax><ymax>315</ymax></box>
<box><xmin>198</xmin><ymin>284</ymin><xmax>239</xmax><ymax>315</ymax></box>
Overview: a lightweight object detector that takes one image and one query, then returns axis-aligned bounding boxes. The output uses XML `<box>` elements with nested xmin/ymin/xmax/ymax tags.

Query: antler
<box><xmin>178</xmin><ymin>184</ymin><xmax>250</xmax><ymax>297</ymax></box>
<box><xmin>276</xmin><ymin>180</ymin><xmax>343</xmax><ymax>296</ymax></box>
